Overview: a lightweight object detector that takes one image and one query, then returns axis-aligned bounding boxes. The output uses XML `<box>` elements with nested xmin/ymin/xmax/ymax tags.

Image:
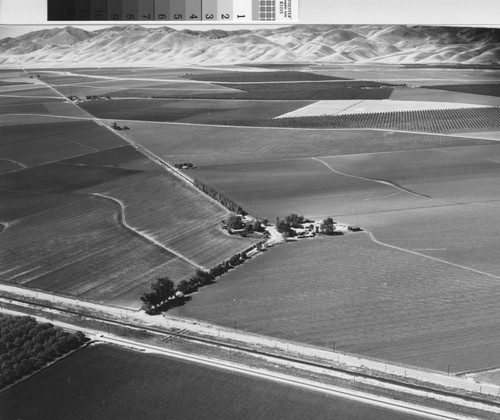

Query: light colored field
<box><xmin>276</xmin><ymin>100</ymin><xmax>488</xmax><ymax>118</ymax></box>
<box><xmin>0</xmin><ymin>195</ymin><xmax>194</xmax><ymax>308</ymax></box>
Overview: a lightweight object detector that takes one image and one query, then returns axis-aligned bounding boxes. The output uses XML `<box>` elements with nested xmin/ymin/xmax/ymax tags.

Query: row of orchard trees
<box><xmin>0</xmin><ymin>314</ymin><xmax>86</xmax><ymax>389</ymax></box>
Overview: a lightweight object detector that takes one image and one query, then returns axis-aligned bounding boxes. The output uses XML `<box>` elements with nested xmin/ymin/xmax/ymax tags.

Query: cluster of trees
<box><xmin>225</xmin><ymin>214</ymin><xmax>265</xmax><ymax>237</ymax></box>
<box><xmin>140</xmin><ymin>277</ymin><xmax>177</xmax><ymax>313</ymax></box>
<box><xmin>193</xmin><ymin>179</ymin><xmax>246</xmax><ymax>215</ymax></box>
<box><xmin>85</xmin><ymin>95</ymin><xmax>111</xmax><ymax>100</ymax></box>
<box><xmin>0</xmin><ymin>314</ymin><xmax>86</xmax><ymax>389</ymax></box>
<box><xmin>174</xmin><ymin>163</ymin><xmax>194</xmax><ymax>169</ymax></box>
<box><xmin>321</xmin><ymin>217</ymin><xmax>337</xmax><ymax>235</ymax></box>
<box><xmin>111</xmin><ymin>122</ymin><xmax>130</xmax><ymax>131</ymax></box>
<box><xmin>140</xmin><ymin>248</ymin><xmax>265</xmax><ymax>314</ymax></box>
<box><xmin>276</xmin><ymin>213</ymin><xmax>306</xmax><ymax>238</ymax></box>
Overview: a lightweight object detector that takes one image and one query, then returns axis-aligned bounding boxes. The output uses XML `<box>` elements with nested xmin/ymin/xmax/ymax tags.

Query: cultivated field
<box><xmin>2</xmin><ymin>63</ymin><xmax>500</xmax><ymax>374</ymax></box>
<box><xmin>0</xmin><ymin>344</ymin><xmax>419</xmax><ymax>420</ymax></box>
<box><xmin>189</xmin><ymin>158</ymin><xmax>437</xmax><ymax>220</ymax></box>
<box><xmin>122</xmin><ymin>121</ymin><xmax>496</xmax><ymax>166</ymax></box>
<box><xmin>425</xmin><ymin>83</ymin><xmax>500</xmax><ymax>97</ymax></box>
<box><xmin>226</xmin><ymin>107</ymin><xmax>500</xmax><ymax>133</ymax></box>
<box><xmin>80</xmin><ymin>98</ymin><xmax>313</xmax><ymax>124</ymax></box>
<box><xmin>0</xmin><ymin>194</ymin><xmax>194</xmax><ymax>307</ymax></box>
<box><xmin>172</xmin><ymin>234</ymin><xmax>500</xmax><ymax>373</ymax></box>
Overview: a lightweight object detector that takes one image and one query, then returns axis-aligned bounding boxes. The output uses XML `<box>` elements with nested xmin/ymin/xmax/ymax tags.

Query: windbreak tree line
<box><xmin>193</xmin><ymin>179</ymin><xmax>246</xmax><ymax>215</ymax></box>
<box><xmin>140</xmin><ymin>250</ymin><xmax>261</xmax><ymax>314</ymax></box>
<box><xmin>0</xmin><ymin>314</ymin><xmax>87</xmax><ymax>389</ymax></box>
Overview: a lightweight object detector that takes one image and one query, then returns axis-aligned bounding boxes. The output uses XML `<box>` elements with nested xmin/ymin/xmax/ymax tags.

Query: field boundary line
<box><xmin>365</xmin><ymin>230</ymin><xmax>500</xmax><ymax>281</ymax></box>
<box><xmin>312</xmin><ymin>157</ymin><xmax>432</xmax><ymax>199</ymax></box>
<box><xmin>90</xmin><ymin>192</ymin><xmax>204</xmax><ymax>271</ymax></box>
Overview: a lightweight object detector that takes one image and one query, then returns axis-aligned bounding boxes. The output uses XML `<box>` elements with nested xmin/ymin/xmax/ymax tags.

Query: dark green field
<box><xmin>0</xmin><ymin>344</ymin><xmax>423</xmax><ymax>420</ymax></box>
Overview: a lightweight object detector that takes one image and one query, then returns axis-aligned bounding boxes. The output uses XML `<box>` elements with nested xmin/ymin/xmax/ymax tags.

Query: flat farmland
<box><xmin>349</xmin><ymin>202</ymin><xmax>500</xmax><ymax>279</ymax></box>
<box><xmin>0</xmin><ymin>162</ymin><xmax>141</xmax><ymax>193</ymax></box>
<box><xmin>0</xmin><ymin>344</ymin><xmax>420</xmax><ymax>420</ymax></box>
<box><xmin>81</xmin><ymin>99</ymin><xmax>313</xmax><ymax>123</ymax></box>
<box><xmin>182</xmin><ymin>70</ymin><xmax>347</xmax><ymax>82</ymax></box>
<box><xmin>0</xmin><ymin>119</ymin><xmax>123</xmax><ymax>148</ymax></box>
<box><xmin>52</xmin><ymin>79</ymin><xmax>236</xmax><ymax>99</ymax></box>
<box><xmin>307</xmin><ymin>66</ymin><xmax>500</xmax><ymax>86</ymax></box>
<box><xmin>190</xmin><ymin>158</ymin><xmax>438</xmax><ymax>220</ymax></box>
<box><xmin>123</xmin><ymin>121</ymin><xmax>495</xmax><ymax>166</ymax></box>
<box><xmin>318</xmin><ymin>145</ymin><xmax>500</xmax><ymax>204</ymax></box>
<box><xmin>255</xmin><ymin>107</ymin><xmax>500</xmax><ymax>133</ymax></box>
<box><xmin>201</xmin><ymin>81</ymin><xmax>394</xmax><ymax>101</ymax></box>
<box><xmin>424</xmin><ymin>83</ymin><xmax>500</xmax><ymax>97</ymax></box>
<box><xmin>0</xmin><ymin>85</ymin><xmax>58</xmax><ymax>97</ymax></box>
<box><xmin>0</xmin><ymin>195</ymin><xmax>194</xmax><ymax>308</ymax></box>
<box><xmin>0</xmin><ymin>160</ymin><xmax>22</xmax><ymax>173</ymax></box>
<box><xmin>172</xmin><ymin>234</ymin><xmax>500</xmax><ymax>373</ymax></box>
<box><xmin>78</xmin><ymin>170</ymin><xmax>256</xmax><ymax>268</ymax></box>
<box><xmin>0</xmin><ymin>138</ymin><xmax>97</xmax><ymax>167</ymax></box>
<box><xmin>390</xmin><ymin>87</ymin><xmax>500</xmax><ymax>107</ymax></box>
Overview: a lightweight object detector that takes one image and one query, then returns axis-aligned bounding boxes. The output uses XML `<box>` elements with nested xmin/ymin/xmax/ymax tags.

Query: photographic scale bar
<box><xmin>47</xmin><ymin>0</ymin><xmax>298</xmax><ymax>21</ymax></box>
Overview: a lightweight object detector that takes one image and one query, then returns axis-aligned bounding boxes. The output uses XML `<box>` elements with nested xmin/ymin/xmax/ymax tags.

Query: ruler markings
<box><xmin>154</xmin><ymin>0</ymin><xmax>169</xmax><ymax>20</ymax></box>
<box><xmin>138</xmin><ymin>0</ymin><xmax>155</xmax><ymax>20</ymax></box>
<box><xmin>186</xmin><ymin>0</ymin><xmax>202</xmax><ymax>21</ymax></box>
<box><xmin>107</xmin><ymin>0</ymin><xmax>123</xmax><ymax>20</ymax></box>
<box><xmin>48</xmin><ymin>0</ymin><xmax>298</xmax><ymax>21</ymax></box>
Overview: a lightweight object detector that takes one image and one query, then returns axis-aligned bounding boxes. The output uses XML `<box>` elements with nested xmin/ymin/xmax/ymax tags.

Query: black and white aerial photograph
<box><xmin>0</xmin><ymin>0</ymin><xmax>500</xmax><ymax>418</ymax></box>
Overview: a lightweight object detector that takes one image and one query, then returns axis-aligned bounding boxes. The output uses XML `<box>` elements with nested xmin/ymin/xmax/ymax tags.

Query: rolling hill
<box><xmin>0</xmin><ymin>25</ymin><xmax>499</xmax><ymax>67</ymax></box>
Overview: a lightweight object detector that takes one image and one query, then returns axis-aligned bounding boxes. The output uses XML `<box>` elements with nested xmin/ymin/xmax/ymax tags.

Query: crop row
<box><xmin>222</xmin><ymin>107</ymin><xmax>500</xmax><ymax>133</ymax></box>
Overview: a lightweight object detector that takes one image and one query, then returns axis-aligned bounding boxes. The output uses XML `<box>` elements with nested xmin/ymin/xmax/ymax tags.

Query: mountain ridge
<box><xmin>0</xmin><ymin>25</ymin><xmax>498</xmax><ymax>67</ymax></box>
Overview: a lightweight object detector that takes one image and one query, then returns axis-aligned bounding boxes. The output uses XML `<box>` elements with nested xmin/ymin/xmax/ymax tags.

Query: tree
<box><xmin>152</xmin><ymin>277</ymin><xmax>176</xmax><ymax>302</ymax></box>
<box><xmin>226</xmin><ymin>214</ymin><xmax>243</xmax><ymax>230</ymax></box>
<box><xmin>285</xmin><ymin>213</ymin><xmax>304</xmax><ymax>228</ymax></box>
<box><xmin>321</xmin><ymin>217</ymin><xmax>336</xmax><ymax>235</ymax></box>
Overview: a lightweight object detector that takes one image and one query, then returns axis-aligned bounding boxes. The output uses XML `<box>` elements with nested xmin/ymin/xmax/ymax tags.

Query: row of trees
<box><xmin>0</xmin><ymin>315</ymin><xmax>87</xmax><ymax>389</ymax></box>
<box><xmin>193</xmin><ymin>179</ymin><xmax>246</xmax><ymax>215</ymax></box>
<box><xmin>140</xmin><ymin>249</ymin><xmax>262</xmax><ymax>314</ymax></box>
